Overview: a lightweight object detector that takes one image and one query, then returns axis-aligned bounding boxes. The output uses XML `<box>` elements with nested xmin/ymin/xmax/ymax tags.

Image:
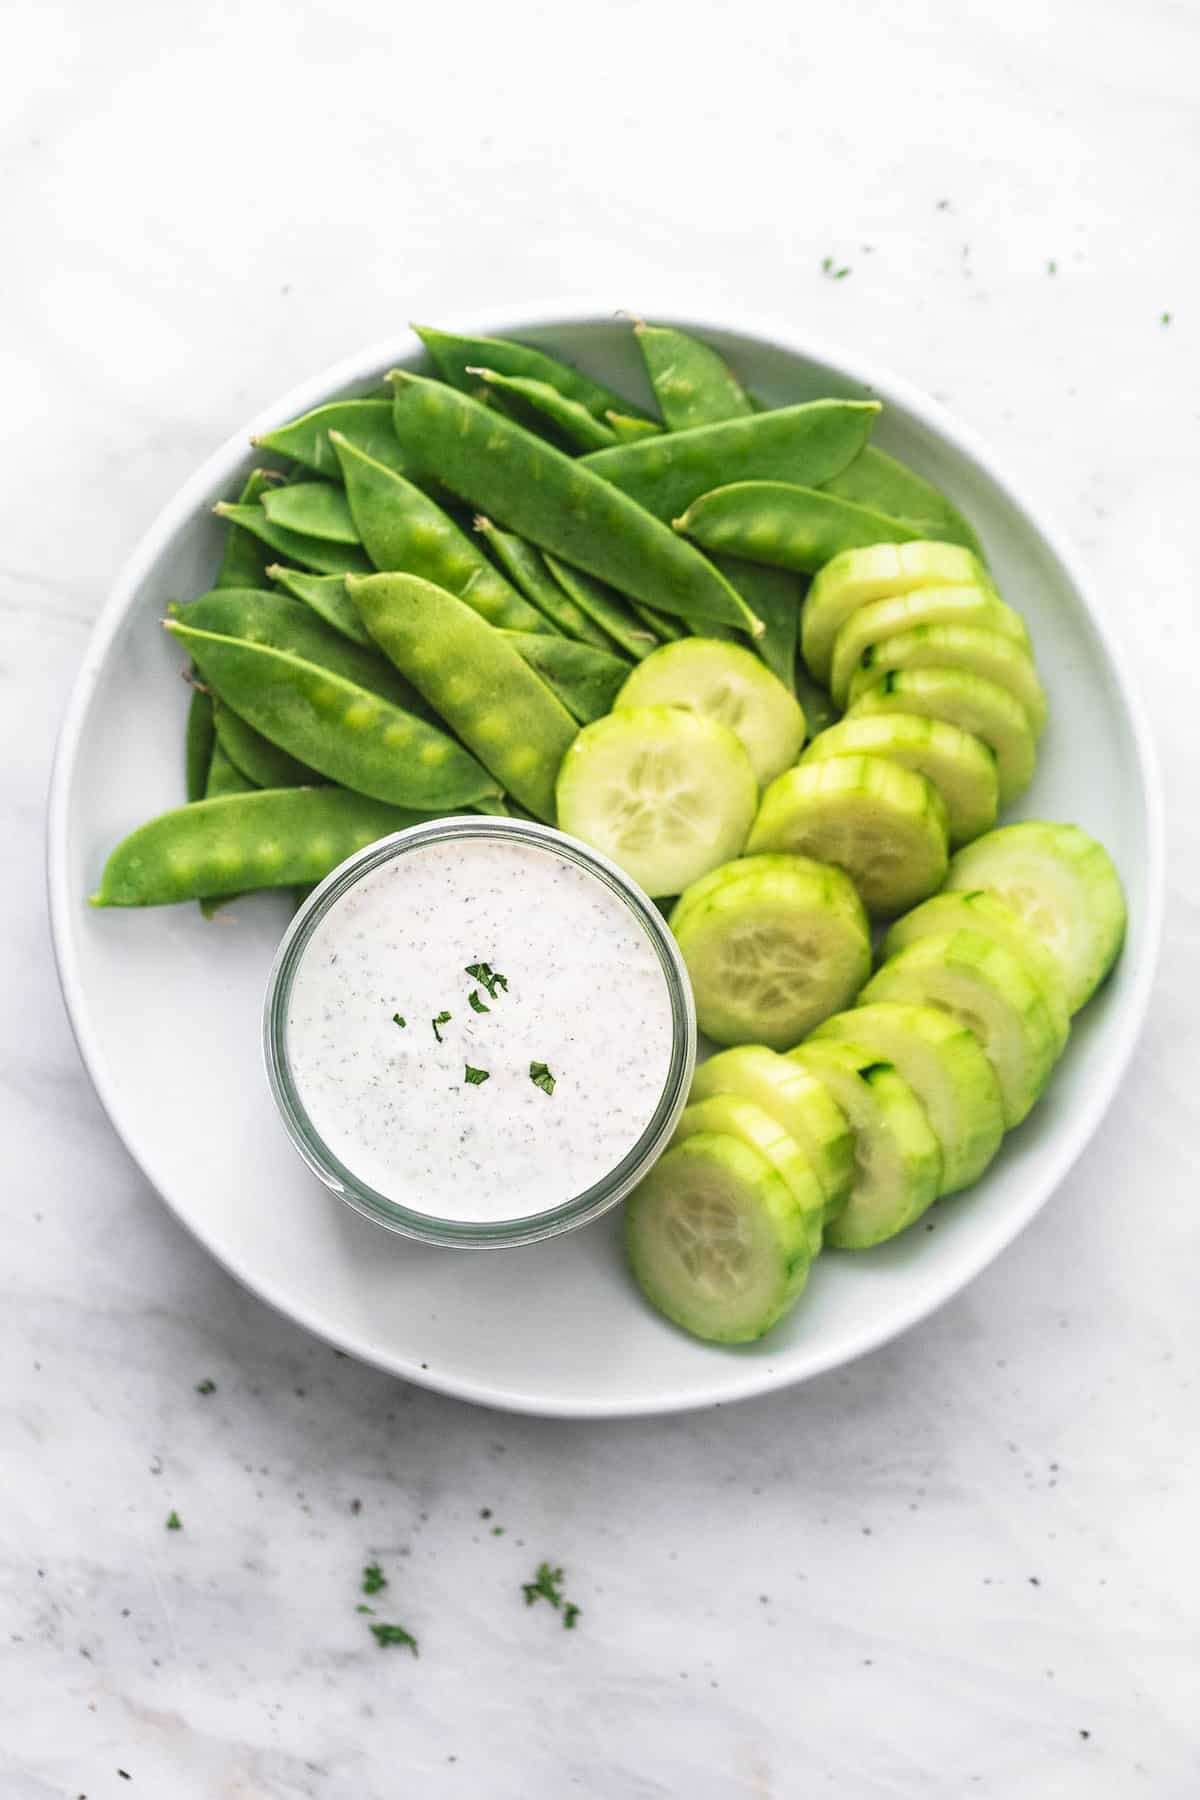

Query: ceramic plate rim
<box><xmin>46</xmin><ymin>299</ymin><xmax>1165</xmax><ymax>1418</ymax></box>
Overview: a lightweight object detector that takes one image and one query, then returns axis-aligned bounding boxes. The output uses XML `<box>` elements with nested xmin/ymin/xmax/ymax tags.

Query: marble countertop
<box><xmin>3</xmin><ymin>1</ymin><xmax>1197</xmax><ymax>1794</ymax></box>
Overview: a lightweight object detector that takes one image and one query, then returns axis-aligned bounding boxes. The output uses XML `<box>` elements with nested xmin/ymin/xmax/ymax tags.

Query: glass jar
<box><xmin>263</xmin><ymin>816</ymin><xmax>696</xmax><ymax>1249</ymax></box>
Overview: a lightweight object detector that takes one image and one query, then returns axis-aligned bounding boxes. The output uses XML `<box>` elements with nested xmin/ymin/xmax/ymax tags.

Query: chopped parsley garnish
<box><xmin>392</xmin><ymin>1013</ymin><xmax>406</xmax><ymax>1028</ymax></box>
<box><xmin>522</xmin><ymin>1561</ymin><xmax>581</xmax><ymax>1630</ymax></box>
<box><xmin>356</xmin><ymin>1604</ymin><xmax>375</xmax><ymax>1614</ymax></box>
<box><xmin>467</xmin><ymin>989</ymin><xmax>490</xmax><ymax>1014</ymax></box>
<box><xmin>165</xmin><ymin>1511</ymin><xmax>182</xmax><ymax>1531</ymax></box>
<box><xmin>362</xmin><ymin>1563</ymin><xmax>387</xmax><ymax>1596</ymax></box>
<box><xmin>370</xmin><ymin>1622</ymin><xmax>419</xmax><ymax>1655</ymax></box>
<box><xmin>465</xmin><ymin>961</ymin><xmax>508</xmax><ymax>1000</ymax></box>
<box><xmin>1161</xmin><ymin>311</ymin><xmax>1172</xmax><ymax>326</ymax></box>
<box><xmin>563</xmin><ymin>1602</ymin><xmax>581</xmax><ymax>1630</ymax></box>
<box><xmin>194</xmin><ymin>1378</ymin><xmax>216</xmax><ymax>1396</ymax></box>
<box><xmin>1047</xmin><ymin>259</ymin><xmax>1057</xmax><ymax>275</ymax></box>
<box><xmin>431</xmin><ymin>1010</ymin><xmax>452</xmax><ymax>1042</ymax></box>
<box><xmin>529</xmin><ymin>1061</ymin><xmax>556</xmax><ymax>1096</ymax></box>
<box><xmin>464</xmin><ymin>1065</ymin><xmax>490</xmax><ymax>1086</ymax></box>
<box><xmin>821</xmin><ymin>255</ymin><xmax>851</xmax><ymax>280</ymax></box>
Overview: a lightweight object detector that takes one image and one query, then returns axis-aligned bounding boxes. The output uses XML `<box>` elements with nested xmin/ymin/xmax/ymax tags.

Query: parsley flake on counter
<box><xmin>362</xmin><ymin>1563</ymin><xmax>387</xmax><ymax>1596</ymax></box>
<box><xmin>465</xmin><ymin>961</ymin><xmax>507</xmax><ymax>1000</ymax></box>
<box><xmin>522</xmin><ymin>1562</ymin><xmax>565</xmax><ymax>1609</ymax></box>
<box><xmin>529</xmin><ymin>1061</ymin><xmax>556</xmax><ymax>1096</ymax></box>
<box><xmin>1161</xmin><ymin>312</ymin><xmax>1172</xmax><ymax>326</ymax></box>
<box><xmin>356</xmin><ymin>1604</ymin><xmax>375</xmax><ymax>1615</ymax></box>
<box><xmin>464</xmin><ymin>1065</ymin><xmax>490</xmax><ymax>1086</ymax></box>
<box><xmin>431</xmin><ymin>1010</ymin><xmax>452</xmax><ymax>1042</ymax></box>
<box><xmin>392</xmin><ymin>1013</ymin><xmax>406</xmax><ymax>1028</ymax></box>
<box><xmin>821</xmin><ymin>256</ymin><xmax>851</xmax><ymax>280</ymax></box>
<box><xmin>563</xmin><ymin>1602</ymin><xmax>581</xmax><ymax>1630</ymax></box>
<box><xmin>370</xmin><ymin>1622</ymin><xmax>419</xmax><ymax>1655</ymax></box>
<box><xmin>194</xmin><ymin>1378</ymin><xmax>216</xmax><ymax>1396</ymax></box>
<box><xmin>165</xmin><ymin>1511</ymin><xmax>182</xmax><ymax>1531</ymax></box>
<box><xmin>467</xmin><ymin>989</ymin><xmax>490</xmax><ymax>1014</ymax></box>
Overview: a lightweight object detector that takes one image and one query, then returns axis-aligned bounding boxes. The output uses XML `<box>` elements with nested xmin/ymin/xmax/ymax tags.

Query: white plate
<box><xmin>48</xmin><ymin>305</ymin><xmax>1163</xmax><ymax>1418</ymax></box>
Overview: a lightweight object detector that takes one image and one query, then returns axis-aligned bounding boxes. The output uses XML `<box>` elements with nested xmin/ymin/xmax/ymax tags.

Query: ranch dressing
<box><xmin>283</xmin><ymin>831</ymin><xmax>679</xmax><ymax>1224</ymax></box>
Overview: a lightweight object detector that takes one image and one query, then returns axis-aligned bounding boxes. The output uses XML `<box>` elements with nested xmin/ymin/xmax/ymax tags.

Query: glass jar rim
<box><xmin>262</xmin><ymin>815</ymin><xmax>696</xmax><ymax>1249</ymax></box>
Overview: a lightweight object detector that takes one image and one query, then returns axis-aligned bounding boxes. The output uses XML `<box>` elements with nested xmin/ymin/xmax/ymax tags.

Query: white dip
<box><xmin>285</xmin><ymin>834</ymin><xmax>677</xmax><ymax>1222</ymax></box>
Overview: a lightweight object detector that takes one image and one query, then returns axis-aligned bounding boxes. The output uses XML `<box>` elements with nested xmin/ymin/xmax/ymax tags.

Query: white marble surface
<box><xmin>3</xmin><ymin>1</ymin><xmax>1198</xmax><ymax>1793</ymax></box>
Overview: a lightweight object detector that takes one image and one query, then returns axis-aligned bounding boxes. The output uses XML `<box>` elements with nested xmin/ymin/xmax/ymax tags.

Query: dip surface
<box><xmin>284</xmin><ymin>834</ymin><xmax>677</xmax><ymax>1222</ymax></box>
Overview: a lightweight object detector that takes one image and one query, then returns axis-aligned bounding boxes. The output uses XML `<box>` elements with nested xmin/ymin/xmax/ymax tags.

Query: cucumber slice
<box><xmin>555</xmin><ymin>705</ymin><xmax>757</xmax><ymax>898</ymax></box>
<box><xmin>787</xmin><ymin>1042</ymin><xmax>942</xmax><ymax>1247</ymax></box>
<box><xmin>827</xmin><ymin>583</ymin><xmax>1029</xmax><ymax>708</ymax></box>
<box><xmin>883</xmin><ymin>891</ymin><xmax>1070</xmax><ymax>1051</ymax></box>
<box><xmin>746</xmin><ymin>756</ymin><xmax>949</xmax><ymax>916</ymax></box>
<box><xmin>846</xmin><ymin>625</ymin><xmax>1048</xmax><ymax>735</ymax></box>
<box><xmin>800</xmin><ymin>713</ymin><xmax>998</xmax><ymax>848</ymax></box>
<box><xmin>861</xmin><ymin>931</ymin><xmax>1061</xmax><ymax>1126</ymax></box>
<box><xmin>803</xmin><ymin>542</ymin><xmax>997</xmax><ymax>684</ymax></box>
<box><xmin>847</xmin><ymin>668</ymin><xmax>1036</xmax><ymax>807</ymax></box>
<box><xmin>624</xmin><ymin>1133</ymin><xmax>814</xmax><ymax>1342</ymax></box>
<box><xmin>672</xmin><ymin>1096</ymin><xmax>827</xmax><ymax>1256</ymax></box>
<box><xmin>615</xmin><ymin>638</ymin><xmax>806</xmax><ymax>785</ymax></box>
<box><xmin>811</xmin><ymin>1002</ymin><xmax>1004</xmax><ymax>1195</ymax></box>
<box><xmin>690</xmin><ymin>1045</ymin><xmax>854</xmax><ymax>1215</ymax></box>
<box><xmin>944</xmin><ymin>822</ymin><xmax>1127</xmax><ymax>1013</ymax></box>
<box><xmin>669</xmin><ymin>854</ymin><xmax>871</xmax><ymax>1049</ymax></box>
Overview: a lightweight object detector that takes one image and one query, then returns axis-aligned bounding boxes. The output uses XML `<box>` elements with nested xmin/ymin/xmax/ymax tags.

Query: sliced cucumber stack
<box><xmin>690</xmin><ymin>1045</ymin><xmax>854</xmax><ymax>1215</ymax></box>
<box><xmin>669</xmin><ymin>853</ymin><xmax>871</xmax><ymax>1048</ymax></box>
<box><xmin>847</xmin><ymin>668</ymin><xmax>1036</xmax><ymax>807</ymax></box>
<box><xmin>614</xmin><ymin>638</ymin><xmax>806</xmax><ymax>785</ymax></box>
<box><xmin>624</xmin><ymin>1133</ymin><xmax>815</xmax><ymax>1342</ymax></box>
<box><xmin>672</xmin><ymin>1095</ymin><xmax>828</xmax><ymax>1257</ymax></box>
<box><xmin>861</xmin><ymin>930</ymin><xmax>1062</xmax><ymax>1126</ymax></box>
<box><xmin>788</xmin><ymin>1041</ymin><xmax>942</xmax><ymax>1248</ymax></box>
<box><xmin>827</xmin><ymin>583</ymin><xmax>1030</xmax><ymax>708</ymax></box>
<box><xmin>944</xmin><ymin>822</ymin><xmax>1127</xmax><ymax>1013</ymax></box>
<box><xmin>747</xmin><ymin>756</ymin><xmax>949</xmax><ymax>916</ymax></box>
<box><xmin>883</xmin><ymin>890</ymin><xmax>1070</xmax><ymax>1050</ymax></box>
<box><xmin>555</xmin><ymin>704</ymin><xmax>757</xmax><ymax>897</ymax></box>
<box><xmin>846</xmin><ymin>626</ymin><xmax>1048</xmax><ymax>736</ymax></box>
<box><xmin>800</xmin><ymin>713</ymin><xmax>998</xmax><ymax>848</ymax></box>
<box><xmin>811</xmin><ymin>1002</ymin><xmax>1005</xmax><ymax>1195</ymax></box>
<box><xmin>803</xmin><ymin>541</ymin><xmax>996</xmax><ymax>684</ymax></box>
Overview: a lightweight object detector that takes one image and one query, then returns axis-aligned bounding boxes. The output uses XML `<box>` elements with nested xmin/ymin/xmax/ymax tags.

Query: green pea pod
<box><xmin>712</xmin><ymin>556</ymin><xmax>802</xmax><ymax>694</ymax></box>
<box><xmin>168</xmin><ymin>620</ymin><xmax>500</xmax><ymax>810</ymax></box>
<box><xmin>468</xmin><ymin>367</ymin><xmax>619</xmax><ymax>451</ymax></box>
<box><xmin>174</xmin><ymin>587</ymin><xmax>429</xmax><ymax>715</ymax></box>
<box><xmin>266</xmin><ymin>565</ymin><xmax>372</xmax><ymax>647</ymax></box>
<box><xmin>501</xmin><ymin>630</ymin><xmax>631</xmax><ymax>725</ymax></box>
<box><xmin>254</xmin><ymin>399</ymin><xmax>405</xmax><ymax>479</ymax></box>
<box><xmin>821</xmin><ymin>446</ymin><xmax>984</xmax><ymax>557</ymax></box>
<box><xmin>606</xmin><ymin>411</ymin><xmax>663</xmax><ymax>443</ymax></box>
<box><xmin>213</xmin><ymin>503</ymin><xmax>373</xmax><ymax>577</ymax></box>
<box><xmin>205</xmin><ymin>739</ymin><xmax>256</xmax><ymax>798</ymax></box>
<box><xmin>473</xmin><ymin>519</ymin><xmax>610</xmax><ymax>649</ymax></box>
<box><xmin>580</xmin><ymin>400</ymin><xmax>879</xmax><ymax>525</ymax></box>
<box><xmin>415</xmin><ymin>324</ymin><xmax>651</xmax><ymax>423</ymax></box>
<box><xmin>184</xmin><ymin>688</ymin><xmax>216</xmax><ymax>802</ymax></box>
<box><xmin>676</xmin><ymin>482</ymin><xmax>920</xmax><ymax>572</ymax></box>
<box><xmin>628</xmin><ymin>601</ymin><xmax>686</xmax><ymax>642</ymax></box>
<box><xmin>330</xmin><ymin>432</ymin><xmax>549</xmax><ymax>636</ymax></box>
<box><xmin>215</xmin><ymin>468</ymin><xmax>286</xmax><ymax>589</ymax></box>
<box><xmin>542</xmin><ymin>554</ymin><xmax>658</xmax><ymax>662</ymax></box>
<box><xmin>350</xmin><ymin>572</ymin><xmax>577</xmax><ymax>822</ymax></box>
<box><xmin>91</xmin><ymin>788</ymin><xmax>439</xmax><ymax>908</ymax></box>
<box><xmin>261</xmin><ymin>481</ymin><xmax>359</xmax><ymax>544</ymax></box>
<box><xmin>389</xmin><ymin>372</ymin><xmax>759</xmax><ymax>636</ymax></box>
<box><xmin>213</xmin><ymin>697</ymin><xmax>320</xmax><ymax>788</ymax></box>
<box><xmin>634</xmin><ymin>321</ymin><xmax>754</xmax><ymax>431</ymax></box>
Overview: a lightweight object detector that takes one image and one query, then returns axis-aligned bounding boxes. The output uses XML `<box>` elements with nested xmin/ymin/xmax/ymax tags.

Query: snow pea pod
<box><xmin>168</xmin><ymin>620</ymin><xmax>500</xmax><ymax>809</ymax></box>
<box><xmin>634</xmin><ymin>321</ymin><xmax>754</xmax><ymax>431</ymax></box>
<box><xmin>389</xmin><ymin>373</ymin><xmax>758</xmax><ymax>636</ymax></box>
<box><xmin>266</xmin><ymin>565</ymin><xmax>372</xmax><ymax>647</ymax></box>
<box><xmin>90</xmin><ymin>788</ymin><xmax>438</xmax><ymax>908</ymax></box>
<box><xmin>212</xmin><ymin>697</ymin><xmax>319</xmax><ymax>788</ymax></box>
<box><xmin>254</xmin><ymin>399</ymin><xmax>405</xmax><ymax>479</ymax></box>
<box><xmin>712</xmin><ymin>556</ymin><xmax>802</xmax><ymax>694</ymax></box>
<box><xmin>213</xmin><ymin>503</ymin><xmax>373</xmax><ymax>576</ymax></box>
<box><xmin>330</xmin><ymin>433</ymin><xmax>549</xmax><ymax>636</ymax></box>
<box><xmin>822</xmin><ymin>446</ymin><xmax>983</xmax><ymax>557</ymax></box>
<box><xmin>261</xmin><ymin>481</ymin><xmax>358</xmax><ymax>544</ymax></box>
<box><xmin>215</xmin><ymin>468</ymin><xmax>286</xmax><ymax>589</ymax></box>
<box><xmin>579</xmin><ymin>399</ymin><xmax>879</xmax><ymax>524</ymax></box>
<box><xmin>501</xmin><ymin>631</ymin><xmax>631</xmax><ymax>725</ymax></box>
<box><xmin>415</xmin><ymin>324</ymin><xmax>652</xmax><ymax>423</ymax></box>
<box><xmin>606</xmin><ymin>411</ymin><xmax>662</xmax><ymax>443</ymax></box>
<box><xmin>205</xmin><ymin>739</ymin><xmax>255</xmax><ymax>799</ymax></box>
<box><xmin>468</xmin><ymin>367</ymin><xmax>619</xmax><ymax>451</ymax></box>
<box><xmin>349</xmin><ymin>572</ymin><xmax>577</xmax><ymax>822</ymax></box>
<box><xmin>628</xmin><ymin>601</ymin><xmax>685</xmax><ymax>642</ymax></box>
<box><xmin>542</xmin><ymin>554</ymin><xmax>657</xmax><ymax>662</ymax></box>
<box><xmin>473</xmin><ymin>519</ymin><xmax>610</xmax><ymax>648</ymax></box>
<box><xmin>675</xmin><ymin>482</ymin><xmax>920</xmax><ymax>572</ymax></box>
<box><xmin>185</xmin><ymin>688</ymin><xmax>216</xmax><ymax>802</ymax></box>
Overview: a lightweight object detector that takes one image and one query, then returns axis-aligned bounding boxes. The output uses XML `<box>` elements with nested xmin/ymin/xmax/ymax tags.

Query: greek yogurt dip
<box><xmin>280</xmin><ymin>828</ymin><xmax>681</xmax><ymax>1226</ymax></box>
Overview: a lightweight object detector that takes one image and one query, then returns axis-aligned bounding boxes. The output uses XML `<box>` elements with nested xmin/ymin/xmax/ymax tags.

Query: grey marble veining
<box><xmin>2</xmin><ymin>1</ymin><xmax>1198</xmax><ymax>1794</ymax></box>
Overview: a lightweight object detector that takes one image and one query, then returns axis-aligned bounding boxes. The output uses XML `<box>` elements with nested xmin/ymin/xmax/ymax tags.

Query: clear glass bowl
<box><xmin>262</xmin><ymin>816</ymin><xmax>696</xmax><ymax>1249</ymax></box>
